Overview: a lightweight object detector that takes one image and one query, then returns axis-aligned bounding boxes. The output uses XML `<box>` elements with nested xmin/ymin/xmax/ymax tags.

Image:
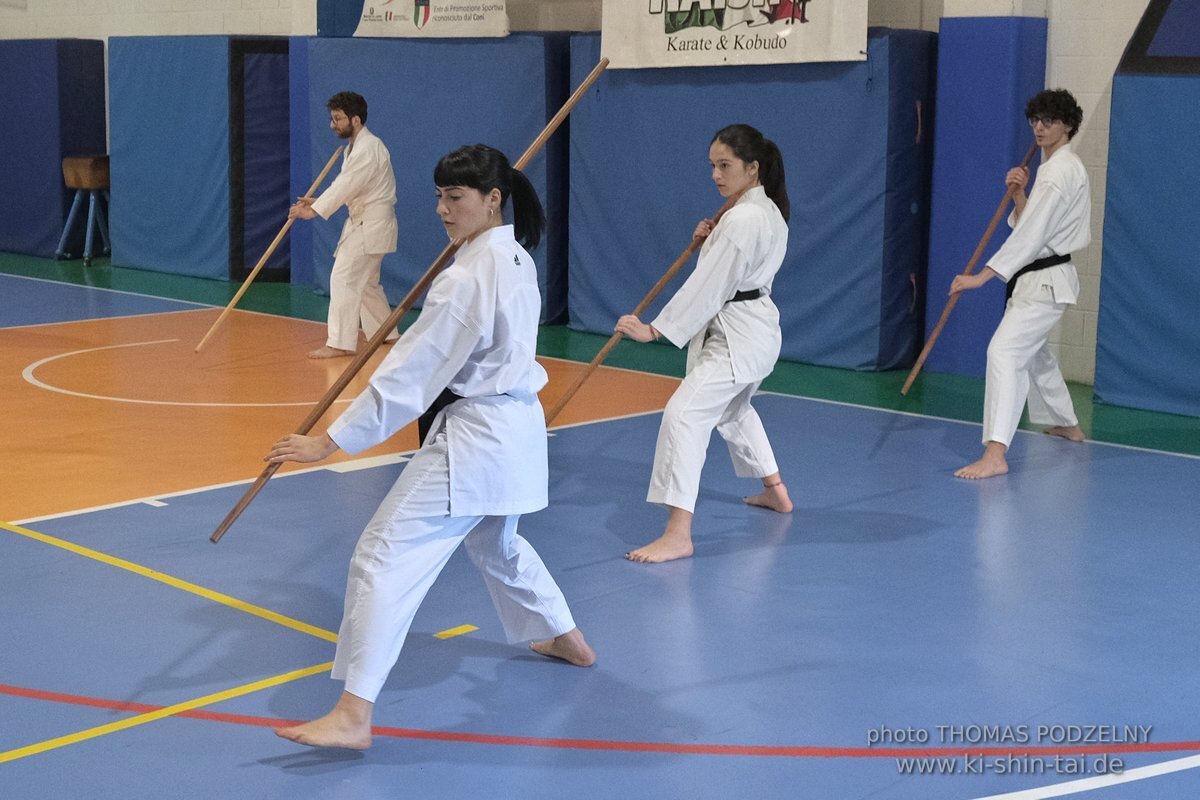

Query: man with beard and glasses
<box><xmin>290</xmin><ymin>91</ymin><xmax>399</xmax><ymax>359</ymax></box>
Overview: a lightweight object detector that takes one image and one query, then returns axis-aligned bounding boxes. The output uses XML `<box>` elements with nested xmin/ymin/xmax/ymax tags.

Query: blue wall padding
<box><xmin>1150</xmin><ymin>0</ymin><xmax>1200</xmax><ymax>56</ymax></box>
<box><xmin>0</xmin><ymin>39</ymin><xmax>105</xmax><ymax>258</ymax></box>
<box><xmin>923</xmin><ymin>17</ymin><xmax>1047</xmax><ymax>379</ymax></box>
<box><xmin>567</xmin><ymin>30</ymin><xmax>936</xmax><ymax>371</ymax></box>
<box><xmin>288</xmin><ymin>37</ymin><xmax>315</xmax><ymax>287</ymax></box>
<box><xmin>294</xmin><ymin>34</ymin><xmax>569</xmax><ymax>321</ymax></box>
<box><xmin>317</xmin><ymin>0</ymin><xmax>361</xmax><ymax>37</ymax></box>
<box><xmin>109</xmin><ymin>37</ymin><xmax>230</xmax><ymax>279</ymax></box>
<box><xmin>1095</xmin><ymin>74</ymin><xmax>1200</xmax><ymax>417</ymax></box>
<box><xmin>242</xmin><ymin>51</ymin><xmax>291</xmax><ymax>272</ymax></box>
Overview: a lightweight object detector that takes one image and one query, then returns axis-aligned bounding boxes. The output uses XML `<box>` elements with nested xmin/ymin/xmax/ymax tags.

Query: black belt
<box><xmin>417</xmin><ymin>387</ymin><xmax>464</xmax><ymax>443</ymax></box>
<box><xmin>730</xmin><ymin>289</ymin><xmax>762</xmax><ymax>302</ymax></box>
<box><xmin>1006</xmin><ymin>254</ymin><xmax>1070</xmax><ymax>300</ymax></box>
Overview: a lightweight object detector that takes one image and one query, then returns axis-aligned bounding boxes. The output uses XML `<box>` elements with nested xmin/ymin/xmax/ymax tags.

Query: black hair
<box><xmin>1025</xmin><ymin>88</ymin><xmax>1083</xmax><ymax>140</ymax></box>
<box><xmin>327</xmin><ymin>91</ymin><xmax>368</xmax><ymax>125</ymax></box>
<box><xmin>711</xmin><ymin>123</ymin><xmax>790</xmax><ymax>222</ymax></box>
<box><xmin>433</xmin><ymin>144</ymin><xmax>546</xmax><ymax>249</ymax></box>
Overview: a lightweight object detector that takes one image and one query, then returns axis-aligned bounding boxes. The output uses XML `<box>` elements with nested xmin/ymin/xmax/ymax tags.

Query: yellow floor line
<box><xmin>0</xmin><ymin>520</ymin><xmax>336</xmax><ymax>643</ymax></box>
<box><xmin>434</xmin><ymin>624</ymin><xmax>478</xmax><ymax>640</ymax></box>
<box><xmin>0</xmin><ymin>661</ymin><xmax>332</xmax><ymax>763</ymax></box>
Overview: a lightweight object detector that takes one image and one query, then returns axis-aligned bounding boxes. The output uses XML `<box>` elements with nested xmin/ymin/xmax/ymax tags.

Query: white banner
<box><xmin>602</xmin><ymin>0</ymin><xmax>867</xmax><ymax>69</ymax></box>
<box><xmin>354</xmin><ymin>0</ymin><xmax>508</xmax><ymax>38</ymax></box>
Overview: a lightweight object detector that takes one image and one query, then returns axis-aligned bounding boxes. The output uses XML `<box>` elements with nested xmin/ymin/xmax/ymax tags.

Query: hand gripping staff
<box><xmin>900</xmin><ymin>142</ymin><xmax>1038</xmax><ymax>396</ymax></box>
<box><xmin>195</xmin><ymin>146</ymin><xmax>344</xmax><ymax>353</ymax></box>
<box><xmin>543</xmin><ymin>189</ymin><xmax>744</xmax><ymax>426</ymax></box>
<box><xmin>210</xmin><ymin>58</ymin><xmax>610</xmax><ymax>543</ymax></box>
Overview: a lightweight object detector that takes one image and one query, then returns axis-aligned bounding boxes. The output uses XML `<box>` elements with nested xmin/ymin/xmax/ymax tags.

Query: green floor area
<box><xmin>6</xmin><ymin>253</ymin><xmax>1200</xmax><ymax>458</ymax></box>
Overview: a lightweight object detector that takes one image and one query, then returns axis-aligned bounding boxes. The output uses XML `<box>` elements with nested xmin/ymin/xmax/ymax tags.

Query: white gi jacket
<box><xmin>651</xmin><ymin>186</ymin><xmax>788</xmax><ymax>383</ymax></box>
<box><xmin>987</xmin><ymin>143</ymin><xmax>1091</xmax><ymax>304</ymax></box>
<box><xmin>327</xmin><ymin>225</ymin><xmax>549</xmax><ymax>517</ymax></box>
<box><xmin>310</xmin><ymin>126</ymin><xmax>399</xmax><ymax>256</ymax></box>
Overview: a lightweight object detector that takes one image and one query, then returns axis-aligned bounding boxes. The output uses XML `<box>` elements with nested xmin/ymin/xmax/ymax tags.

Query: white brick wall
<box><xmin>0</xmin><ymin>0</ymin><xmax>304</xmax><ymax>40</ymax></box>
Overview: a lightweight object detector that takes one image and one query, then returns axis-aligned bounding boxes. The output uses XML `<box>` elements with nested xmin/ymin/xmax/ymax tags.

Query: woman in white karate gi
<box><xmin>949</xmin><ymin>89</ymin><xmax>1090</xmax><ymax>479</ymax></box>
<box><xmin>615</xmin><ymin>124</ymin><xmax>793</xmax><ymax>564</ymax></box>
<box><xmin>267</xmin><ymin>144</ymin><xmax>594</xmax><ymax>749</ymax></box>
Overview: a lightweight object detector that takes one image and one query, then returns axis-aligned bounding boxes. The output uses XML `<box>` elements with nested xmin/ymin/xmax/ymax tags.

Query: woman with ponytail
<box><xmin>616</xmin><ymin>124</ymin><xmax>793</xmax><ymax>564</ymax></box>
<box><xmin>267</xmin><ymin>144</ymin><xmax>594</xmax><ymax>749</ymax></box>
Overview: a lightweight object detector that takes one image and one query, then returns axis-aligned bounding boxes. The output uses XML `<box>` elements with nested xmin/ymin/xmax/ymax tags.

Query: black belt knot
<box><xmin>1006</xmin><ymin>254</ymin><xmax>1070</xmax><ymax>300</ymax></box>
<box><xmin>417</xmin><ymin>387</ymin><xmax>465</xmax><ymax>443</ymax></box>
<box><xmin>730</xmin><ymin>289</ymin><xmax>762</xmax><ymax>302</ymax></box>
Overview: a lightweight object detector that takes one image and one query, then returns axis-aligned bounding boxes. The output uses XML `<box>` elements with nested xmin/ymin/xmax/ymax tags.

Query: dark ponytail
<box><xmin>711</xmin><ymin>124</ymin><xmax>790</xmax><ymax>222</ymax></box>
<box><xmin>433</xmin><ymin>144</ymin><xmax>546</xmax><ymax>249</ymax></box>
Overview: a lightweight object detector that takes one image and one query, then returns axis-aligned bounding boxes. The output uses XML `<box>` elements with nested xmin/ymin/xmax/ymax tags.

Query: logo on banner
<box><xmin>414</xmin><ymin>0</ymin><xmax>430</xmax><ymax>29</ymax></box>
<box><xmin>604</xmin><ymin>0</ymin><xmax>864</xmax><ymax>68</ymax></box>
<box><xmin>649</xmin><ymin>0</ymin><xmax>814</xmax><ymax>32</ymax></box>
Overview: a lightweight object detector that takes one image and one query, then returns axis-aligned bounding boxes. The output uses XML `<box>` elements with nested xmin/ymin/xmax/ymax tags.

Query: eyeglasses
<box><xmin>1027</xmin><ymin>115</ymin><xmax>1060</xmax><ymax>128</ymax></box>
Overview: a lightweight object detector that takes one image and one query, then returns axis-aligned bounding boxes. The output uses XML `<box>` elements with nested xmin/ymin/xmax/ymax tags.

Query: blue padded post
<box><xmin>923</xmin><ymin>17</ymin><xmax>1047</xmax><ymax>379</ymax></box>
<box><xmin>1095</xmin><ymin>73</ymin><xmax>1200</xmax><ymax>417</ymax></box>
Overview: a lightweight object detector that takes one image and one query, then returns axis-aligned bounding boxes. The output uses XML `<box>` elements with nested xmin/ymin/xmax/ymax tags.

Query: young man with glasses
<box><xmin>948</xmin><ymin>88</ymin><xmax>1090</xmax><ymax>479</ymax></box>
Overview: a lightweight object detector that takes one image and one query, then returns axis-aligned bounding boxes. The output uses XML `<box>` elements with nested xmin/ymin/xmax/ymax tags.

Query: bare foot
<box><xmin>530</xmin><ymin>627</ymin><xmax>596</xmax><ymax>667</ymax></box>
<box><xmin>626</xmin><ymin>533</ymin><xmax>694</xmax><ymax>563</ymax></box>
<box><xmin>1044</xmin><ymin>425</ymin><xmax>1085</xmax><ymax>442</ymax></box>
<box><xmin>274</xmin><ymin>692</ymin><xmax>373</xmax><ymax>749</ymax></box>
<box><xmin>954</xmin><ymin>441</ymin><xmax>1009</xmax><ymax>480</ymax></box>
<box><xmin>745</xmin><ymin>480</ymin><xmax>793</xmax><ymax>513</ymax></box>
<box><xmin>307</xmin><ymin>345</ymin><xmax>355</xmax><ymax>360</ymax></box>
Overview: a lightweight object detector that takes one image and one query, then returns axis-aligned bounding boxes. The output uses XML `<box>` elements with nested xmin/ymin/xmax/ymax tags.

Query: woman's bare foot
<box><xmin>1044</xmin><ymin>425</ymin><xmax>1084</xmax><ymax>442</ymax></box>
<box><xmin>954</xmin><ymin>441</ymin><xmax>1009</xmax><ymax>479</ymax></box>
<box><xmin>530</xmin><ymin>627</ymin><xmax>596</xmax><ymax>666</ymax></box>
<box><xmin>745</xmin><ymin>475</ymin><xmax>793</xmax><ymax>512</ymax></box>
<box><xmin>625</xmin><ymin>533</ymin><xmax>694</xmax><ymax>563</ymax></box>
<box><xmin>307</xmin><ymin>345</ymin><xmax>355</xmax><ymax>359</ymax></box>
<box><xmin>274</xmin><ymin>691</ymin><xmax>373</xmax><ymax>749</ymax></box>
<box><xmin>626</xmin><ymin>507</ymin><xmax>693</xmax><ymax>563</ymax></box>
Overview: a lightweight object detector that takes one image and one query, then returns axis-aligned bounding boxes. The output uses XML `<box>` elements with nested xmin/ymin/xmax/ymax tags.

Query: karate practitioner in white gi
<box><xmin>616</xmin><ymin>124</ymin><xmax>794</xmax><ymax>564</ymax></box>
<box><xmin>268</xmin><ymin>144</ymin><xmax>594</xmax><ymax>749</ymax></box>
<box><xmin>950</xmin><ymin>89</ymin><xmax>1090</xmax><ymax>479</ymax></box>
<box><xmin>290</xmin><ymin>91</ymin><xmax>399</xmax><ymax>359</ymax></box>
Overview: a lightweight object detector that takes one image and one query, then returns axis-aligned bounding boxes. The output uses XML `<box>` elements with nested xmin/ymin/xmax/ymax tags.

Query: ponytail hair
<box><xmin>433</xmin><ymin>144</ymin><xmax>546</xmax><ymax>249</ymax></box>
<box><xmin>711</xmin><ymin>124</ymin><xmax>790</xmax><ymax>222</ymax></box>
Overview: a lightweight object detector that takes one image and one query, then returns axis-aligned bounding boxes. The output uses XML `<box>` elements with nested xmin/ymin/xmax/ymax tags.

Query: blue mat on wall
<box><xmin>0</xmin><ymin>39</ymin><xmax>105</xmax><ymax>258</ymax></box>
<box><xmin>1094</xmin><ymin>0</ymin><xmax>1200</xmax><ymax>418</ymax></box>
<box><xmin>109</xmin><ymin>36</ymin><xmax>231</xmax><ymax>279</ymax></box>
<box><xmin>922</xmin><ymin>17</ymin><xmax>1047</xmax><ymax>379</ymax></box>
<box><xmin>567</xmin><ymin>30</ymin><xmax>935</xmax><ymax>371</ymax></box>
<box><xmin>293</xmin><ymin>34</ymin><xmax>569</xmax><ymax>322</ymax></box>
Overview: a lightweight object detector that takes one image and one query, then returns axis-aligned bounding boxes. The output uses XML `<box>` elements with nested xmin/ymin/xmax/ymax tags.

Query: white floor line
<box><xmin>971</xmin><ymin>753</ymin><xmax>1200</xmax><ymax>799</ymax></box>
<box><xmin>22</xmin><ymin>339</ymin><xmax>355</xmax><ymax>408</ymax></box>
<box><xmin>0</xmin><ymin>272</ymin><xmax>215</xmax><ymax>306</ymax></box>
<box><xmin>754</xmin><ymin>389</ymin><xmax>1200</xmax><ymax>461</ymax></box>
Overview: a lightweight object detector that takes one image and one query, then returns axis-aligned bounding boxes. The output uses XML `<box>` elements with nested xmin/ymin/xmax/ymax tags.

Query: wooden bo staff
<box><xmin>543</xmin><ymin>189</ymin><xmax>744</xmax><ymax>426</ymax></box>
<box><xmin>900</xmin><ymin>142</ymin><xmax>1038</xmax><ymax>396</ymax></box>
<box><xmin>210</xmin><ymin>57</ymin><xmax>610</xmax><ymax>544</ymax></box>
<box><xmin>195</xmin><ymin>146</ymin><xmax>345</xmax><ymax>354</ymax></box>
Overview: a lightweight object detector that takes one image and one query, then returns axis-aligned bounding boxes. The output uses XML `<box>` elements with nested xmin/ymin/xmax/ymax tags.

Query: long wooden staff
<box><xmin>900</xmin><ymin>142</ymin><xmax>1038</xmax><ymax>396</ymax></box>
<box><xmin>210</xmin><ymin>57</ymin><xmax>610</xmax><ymax>543</ymax></box>
<box><xmin>543</xmin><ymin>191</ymin><xmax>743</xmax><ymax>426</ymax></box>
<box><xmin>195</xmin><ymin>147</ymin><xmax>345</xmax><ymax>353</ymax></box>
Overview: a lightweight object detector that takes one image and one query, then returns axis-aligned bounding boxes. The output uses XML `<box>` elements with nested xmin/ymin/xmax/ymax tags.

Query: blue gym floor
<box><xmin>3</xmin><ymin>275</ymin><xmax>1200</xmax><ymax>799</ymax></box>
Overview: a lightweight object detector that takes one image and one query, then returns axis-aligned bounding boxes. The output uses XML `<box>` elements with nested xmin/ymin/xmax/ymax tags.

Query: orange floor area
<box><xmin>2</xmin><ymin>309</ymin><xmax>678</xmax><ymax>521</ymax></box>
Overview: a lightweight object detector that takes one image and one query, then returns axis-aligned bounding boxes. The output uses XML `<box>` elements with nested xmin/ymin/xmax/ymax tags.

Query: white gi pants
<box><xmin>327</xmin><ymin>231</ymin><xmax>396</xmax><ymax>351</ymax></box>
<box><xmin>982</xmin><ymin>286</ymin><xmax>1078</xmax><ymax>447</ymax></box>
<box><xmin>332</xmin><ymin>429</ymin><xmax>577</xmax><ymax>703</ymax></box>
<box><xmin>648</xmin><ymin>323</ymin><xmax>779</xmax><ymax>513</ymax></box>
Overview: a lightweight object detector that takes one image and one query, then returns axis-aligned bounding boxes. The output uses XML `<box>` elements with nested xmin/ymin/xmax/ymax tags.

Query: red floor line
<box><xmin>4</xmin><ymin>682</ymin><xmax>1199</xmax><ymax>759</ymax></box>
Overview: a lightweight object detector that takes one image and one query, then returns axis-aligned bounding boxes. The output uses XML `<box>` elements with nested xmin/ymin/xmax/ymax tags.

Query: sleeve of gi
<box><xmin>987</xmin><ymin>179</ymin><xmax>1070</xmax><ymax>282</ymax></box>
<box><xmin>309</xmin><ymin>140</ymin><xmax>381</xmax><ymax>221</ymax></box>
<box><xmin>327</xmin><ymin>272</ymin><xmax>485</xmax><ymax>454</ymax></box>
<box><xmin>650</xmin><ymin>208</ymin><xmax>762</xmax><ymax>348</ymax></box>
